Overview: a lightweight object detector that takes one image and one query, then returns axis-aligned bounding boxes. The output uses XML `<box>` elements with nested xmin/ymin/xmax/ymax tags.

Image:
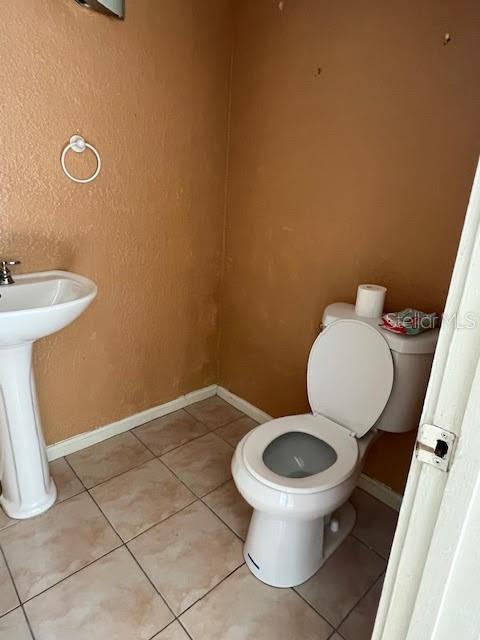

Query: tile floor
<box><xmin>0</xmin><ymin>396</ymin><xmax>398</xmax><ymax>640</ymax></box>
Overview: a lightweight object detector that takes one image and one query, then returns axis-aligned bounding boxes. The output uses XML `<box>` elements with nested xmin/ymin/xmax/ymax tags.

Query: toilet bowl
<box><xmin>232</xmin><ymin>307</ymin><xmax>439</xmax><ymax>588</ymax></box>
<box><xmin>232</xmin><ymin>414</ymin><xmax>377</xmax><ymax>587</ymax></box>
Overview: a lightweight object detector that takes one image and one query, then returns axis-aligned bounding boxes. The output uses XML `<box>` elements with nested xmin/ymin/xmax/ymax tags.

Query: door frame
<box><xmin>373</xmin><ymin>158</ymin><xmax>480</xmax><ymax>639</ymax></box>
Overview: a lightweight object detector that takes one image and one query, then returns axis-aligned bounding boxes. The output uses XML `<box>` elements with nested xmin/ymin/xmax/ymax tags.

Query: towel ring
<box><xmin>61</xmin><ymin>135</ymin><xmax>101</xmax><ymax>184</ymax></box>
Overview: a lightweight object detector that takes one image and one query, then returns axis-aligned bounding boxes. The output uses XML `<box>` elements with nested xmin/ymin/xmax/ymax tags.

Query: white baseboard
<box><xmin>216</xmin><ymin>386</ymin><xmax>272</xmax><ymax>424</ymax></box>
<box><xmin>218</xmin><ymin>385</ymin><xmax>402</xmax><ymax>511</ymax></box>
<box><xmin>357</xmin><ymin>474</ymin><xmax>402</xmax><ymax>511</ymax></box>
<box><xmin>46</xmin><ymin>381</ymin><xmax>402</xmax><ymax>511</ymax></box>
<box><xmin>46</xmin><ymin>384</ymin><xmax>218</xmax><ymax>462</ymax></box>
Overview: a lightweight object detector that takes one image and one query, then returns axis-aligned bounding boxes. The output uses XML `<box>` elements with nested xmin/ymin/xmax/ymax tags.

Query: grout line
<box><xmin>123</xmin><ymin>543</ymin><xmax>177</xmax><ymax>622</ymax></box>
<box><xmin>123</xmin><ymin>499</ymin><xmax>199</xmax><ymax>545</ymax></box>
<box><xmin>114</xmin><ymin>500</ymin><xmax>246</xmax><ymax>630</ymax></box>
<box><xmin>333</xmin><ymin>570</ymin><xmax>386</xmax><ymax>632</ymax></box>
<box><xmin>88</xmin><ymin>461</ymin><xmax>249</xmax><ymax>632</ymax></box>
<box><xmin>99</xmin><ymin>433</ymin><xmax>250</xmax><ymax>619</ymax></box>
<box><xmin>0</xmin><ymin>471</ymin><xmax>125</xmax><ymax>609</ymax></box>
<box><xmin>177</xmin><ymin>562</ymin><xmax>246</xmax><ymax>619</ymax></box>
<box><xmin>63</xmin><ymin>455</ymin><xmax>85</xmax><ymax>486</ymax></box>
<box><xmin>129</xmin><ymin>407</ymin><xmax>197</xmax><ymax>431</ymax></box>
<box><xmin>131</xmin><ymin>427</ymin><xmax>212</xmax><ymax>459</ymax></box>
<box><xmin>177</xmin><ymin>617</ymin><xmax>195</xmax><ymax>640</ymax></box>
<box><xmin>158</xmin><ymin>443</ymin><xmax>234</xmax><ymax>499</ymax></box>
<box><xmin>83</xmin><ymin>468</ymin><xmax>197</xmax><ymax>545</ymax></box>
<box><xmin>19</xmin><ymin>544</ymin><xmax>124</xmax><ymax>607</ymax></box>
<box><xmin>0</xmin><ymin>545</ymin><xmax>22</xmax><ymax>607</ymax></box>
<box><xmin>65</xmin><ymin>431</ymin><xmax>210</xmax><ymax>495</ymax></box>
<box><xmin>20</xmin><ymin>606</ymin><xmax>36</xmax><ymax>640</ymax></box>
<box><xmin>356</xmin><ymin>486</ymin><xmax>398</xmax><ymax>514</ymax></box>
<box><xmin>65</xmin><ymin>446</ymin><xmax>155</xmax><ymax>491</ymax></box>
<box><xmin>86</xmin><ymin>487</ymin><xmax>178</xmax><ymax>626</ymax></box>
<box><xmin>350</xmin><ymin>531</ymin><xmax>389</xmax><ymax>562</ymax></box>
<box><xmin>211</xmin><ymin>425</ymin><xmax>246</xmax><ymax>449</ymax></box>
<box><xmin>292</xmin><ymin>536</ymin><xmax>386</xmax><ymax>632</ymax></box>
<box><xmin>144</xmin><ymin>453</ymin><xmax>242</xmax><ymax>543</ymax></box>
<box><xmin>6</xmin><ymin>395</ymin><xmax>389</xmax><ymax>638</ymax></box>
<box><xmin>292</xmin><ymin>586</ymin><xmax>336</xmax><ymax>632</ymax></box>
<box><xmin>82</xmin><ymin>455</ymin><xmax>158</xmax><ymax>492</ymax></box>
<box><xmin>131</xmin><ymin>418</ymin><xmax>235</xmax><ymax>463</ymax></box>
<box><xmin>182</xmin><ymin>405</ymin><xmax>246</xmax><ymax>433</ymax></box>
<box><xmin>200</xmin><ymin>476</ymin><xmax>234</xmax><ymax>498</ymax></box>
<box><xmin>0</xmin><ymin>547</ymin><xmax>36</xmax><ymax>640</ymax></box>
<box><xmin>62</xmin><ymin>397</ymin><xmax>244</xmax><ymax>495</ymax></box>
<box><xmin>204</xmin><ymin>431</ymin><xmax>235</xmax><ymax>452</ymax></box>
<box><xmin>69</xmin><ymin>417</ymin><xmax>240</xmax><ymax>546</ymax></box>
<box><xmin>200</xmin><ymin>494</ymin><xmax>246</xmax><ymax>543</ymax></box>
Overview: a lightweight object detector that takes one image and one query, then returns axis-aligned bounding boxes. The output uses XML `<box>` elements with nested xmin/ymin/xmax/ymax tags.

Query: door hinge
<box><xmin>415</xmin><ymin>424</ymin><xmax>456</xmax><ymax>472</ymax></box>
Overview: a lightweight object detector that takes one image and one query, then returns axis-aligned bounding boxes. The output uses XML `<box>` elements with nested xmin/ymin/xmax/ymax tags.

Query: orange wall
<box><xmin>0</xmin><ymin>0</ymin><xmax>232</xmax><ymax>444</ymax></box>
<box><xmin>2</xmin><ymin>1</ymin><xmax>479</xmax><ymax>494</ymax></box>
<box><xmin>219</xmin><ymin>0</ymin><xmax>480</xmax><ymax>493</ymax></box>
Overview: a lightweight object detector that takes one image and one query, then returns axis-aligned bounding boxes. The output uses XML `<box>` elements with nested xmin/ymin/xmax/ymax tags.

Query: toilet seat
<box><xmin>240</xmin><ymin>319</ymin><xmax>394</xmax><ymax>497</ymax></box>
<box><xmin>307</xmin><ymin>320</ymin><xmax>394</xmax><ymax>437</ymax></box>
<box><xmin>242</xmin><ymin>414</ymin><xmax>358</xmax><ymax>495</ymax></box>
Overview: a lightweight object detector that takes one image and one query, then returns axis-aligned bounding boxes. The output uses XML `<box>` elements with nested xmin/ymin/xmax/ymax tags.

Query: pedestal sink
<box><xmin>0</xmin><ymin>271</ymin><xmax>97</xmax><ymax>519</ymax></box>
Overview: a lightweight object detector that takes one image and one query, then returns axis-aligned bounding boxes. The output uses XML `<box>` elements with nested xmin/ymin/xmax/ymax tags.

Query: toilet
<box><xmin>232</xmin><ymin>302</ymin><xmax>439</xmax><ymax>588</ymax></box>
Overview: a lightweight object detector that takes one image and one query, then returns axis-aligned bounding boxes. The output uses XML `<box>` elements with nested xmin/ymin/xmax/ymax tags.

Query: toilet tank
<box><xmin>322</xmin><ymin>303</ymin><xmax>439</xmax><ymax>434</ymax></box>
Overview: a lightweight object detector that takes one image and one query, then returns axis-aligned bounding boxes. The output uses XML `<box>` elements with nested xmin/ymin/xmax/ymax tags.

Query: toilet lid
<box><xmin>307</xmin><ymin>320</ymin><xmax>394</xmax><ymax>438</ymax></box>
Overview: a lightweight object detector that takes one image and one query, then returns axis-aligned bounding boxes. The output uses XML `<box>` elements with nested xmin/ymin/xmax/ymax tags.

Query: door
<box><xmin>373</xmin><ymin>158</ymin><xmax>480</xmax><ymax>640</ymax></box>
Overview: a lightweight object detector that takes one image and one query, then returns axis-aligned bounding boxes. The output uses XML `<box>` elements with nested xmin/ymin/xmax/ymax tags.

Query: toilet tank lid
<box><xmin>307</xmin><ymin>320</ymin><xmax>394</xmax><ymax>438</ymax></box>
<box><xmin>322</xmin><ymin>303</ymin><xmax>439</xmax><ymax>354</ymax></box>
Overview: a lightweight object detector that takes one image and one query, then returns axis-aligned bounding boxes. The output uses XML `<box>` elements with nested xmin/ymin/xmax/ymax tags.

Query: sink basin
<box><xmin>0</xmin><ymin>271</ymin><xmax>97</xmax><ymax>346</ymax></box>
<box><xmin>0</xmin><ymin>270</ymin><xmax>97</xmax><ymax>519</ymax></box>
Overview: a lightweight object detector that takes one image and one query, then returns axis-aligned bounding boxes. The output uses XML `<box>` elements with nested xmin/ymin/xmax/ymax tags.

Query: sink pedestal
<box><xmin>0</xmin><ymin>343</ymin><xmax>57</xmax><ymax>519</ymax></box>
<box><xmin>0</xmin><ymin>270</ymin><xmax>97</xmax><ymax>519</ymax></box>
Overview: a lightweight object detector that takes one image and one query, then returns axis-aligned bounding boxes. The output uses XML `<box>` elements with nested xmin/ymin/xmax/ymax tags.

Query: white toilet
<box><xmin>232</xmin><ymin>302</ymin><xmax>438</xmax><ymax>588</ymax></box>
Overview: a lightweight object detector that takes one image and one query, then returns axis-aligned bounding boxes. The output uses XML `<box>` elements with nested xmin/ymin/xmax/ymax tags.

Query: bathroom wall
<box><xmin>0</xmin><ymin>0</ymin><xmax>232</xmax><ymax>444</ymax></box>
<box><xmin>2</xmin><ymin>0</ymin><xmax>479</xmax><ymax>495</ymax></box>
<box><xmin>219</xmin><ymin>0</ymin><xmax>480</xmax><ymax>493</ymax></box>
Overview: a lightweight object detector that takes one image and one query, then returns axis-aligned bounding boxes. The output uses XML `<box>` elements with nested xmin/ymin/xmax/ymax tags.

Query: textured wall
<box><xmin>2</xmin><ymin>0</ymin><xmax>479</xmax><ymax>494</ymax></box>
<box><xmin>219</xmin><ymin>0</ymin><xmax>480</xmax><ymax>493</ymax></box>
<box><xmin>0</xmin><ymin>0</ymin><xmax>232</xmax><ymax>444</ymax></box>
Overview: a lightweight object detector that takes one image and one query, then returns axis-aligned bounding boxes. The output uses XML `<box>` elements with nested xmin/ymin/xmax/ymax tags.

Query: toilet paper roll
<box><xmin>355</xmin><ymin>284</ymin><xmax>387</xmax><ymax>318</ymax></box>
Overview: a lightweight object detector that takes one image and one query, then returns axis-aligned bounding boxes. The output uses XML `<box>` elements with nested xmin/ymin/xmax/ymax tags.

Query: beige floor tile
<box><xmin>215</xmin><ymin>416</ymin><xmax>258</xmax><ymax>447</ymax></box>
<box><xmin>0</xmin><ymin>492</ymin><xmax>120</xmax><ymax>602</ymax></box>
<box><xmin>91</xmin><ymin>458</ymin><xmax>195</xmax><ymax>541</ymax></box>
<box><xmin>134</xmin><ymin>410</ymin><xmax>209</xmax><ymax>456</ymax></box>
<box><xmin>0</xmin><ymin>608</ymin><xmax>31</xmax><ymax>640</ymax></box>
<box><xmin>153</xmin><ymin>621</ymin><xmax>190</xmax><ymax>640</ymax></box>
<box><xmin>0</xmin><ymin>506</ymin><xmax>17</xmax><ymax>533</ymax></box>
<box><xmin>329</xmin><ymin>635</ymin><xmax>344</xmax><ymax>640</ymax></box>
<box><xmin>49</xmin><ymin>458</ymin><xmax>84</xmax><ymax>503</ymax></box>
<box><xmin>24</xmin><ymin>547</ymin><xmax>173</xmax><ymax>640</ymax></box>
<box><xmin>0</xmin><ymin>552</ymin><xmax>19</xmax><ymax>616</ymax></box>
<box><xmin>351</xmin><ymin>489</ymin><xmax>398</xmax><ymax>558</ymax></box>
<box><xmin>0</xmin><ymin>461</ymin><xmax>84</xmax><ymax>527</ymax></box>
<box><xmin>186</xmin><ymin>396</ymin><xmax>244</xmax><ymax>429</ymax></box>
<box><xmin>128</xmin><ymin>501</ymin><xmax>243</xmax><ymax>615</ymax></box>
<box><xmin>161</xmin><ymin>433</ymin><xmax>233</xmax><ymax>497</ymax></box>
<box><xmin>181</xmin><ymin>565</ymin><xmax>333</xmax><ymax>640</ymax></box>
<box><xmin>338</xmin><ymin>576</ymin><xmax>384</xmax><ymax>640</ymax></box>
<box><xmin>66</xmin><ymin>432</ymin><xmax>153</xmax><ymax>488</ymax></box>
<box><xmin>203</xmin><ymin>480</ymin><xmax>252</xmax><ymax>539</ymax></box>
<box><xmin>295</xmin><ymin>536</ymin><xmax>385</xmax><ymax>627</ymax></box>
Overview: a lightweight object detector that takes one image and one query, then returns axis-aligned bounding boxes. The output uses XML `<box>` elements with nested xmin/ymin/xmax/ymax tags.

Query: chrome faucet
<box><xmin>0</xmin><ymin>260</ymin><xmax>21</xmax><ymax>285</ymax></box>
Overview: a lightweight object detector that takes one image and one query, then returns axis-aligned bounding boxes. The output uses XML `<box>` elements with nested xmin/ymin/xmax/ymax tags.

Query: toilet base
<box><xmin>243</xmin><ymin>501</ymin><xmax>356</xmax><ymax>588</ymax></box>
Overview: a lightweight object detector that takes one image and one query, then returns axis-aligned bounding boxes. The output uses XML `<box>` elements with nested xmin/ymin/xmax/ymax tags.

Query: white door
<box><xmin>373</xmin><ymin>158</ymin><xmax>480</xmax><ymax>640</ymax></box>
